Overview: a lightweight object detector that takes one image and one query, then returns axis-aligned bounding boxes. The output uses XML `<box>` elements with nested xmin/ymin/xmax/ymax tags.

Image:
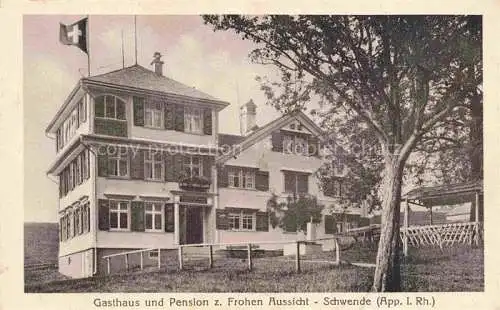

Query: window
<box><xmin>95</xmin><ymin>95</ymin><xmax>126</xmax><ymax>120</ymax></box>
<box><xmin>78</xmin><ymin>99</ymin><xmax>87</xmax><ymax>124</ymax></box>
<box><xmin>59</xmin><ymin>150</ymin><xmax>90</xmax><ymax>197</ymax></box>
<box><xmin>74</xmin><ymin>207</ymin><xmax>81</xmax><ymax>235</ymax></box>
<box><xmin>228</xmin><ymin>167</ymin><xmax>255</xmax><ymax>189</ymax></box>
<box><xmin>81</xmin><ymin>150</ymin><xmax>89</xmax><ymax>180</ymax></box>
<box><xmin>109</xmin><ymin>201</ymin><xmax>130</xmax><ymax>230</ymax></box>
<box><xmin>108</xmin><ymin>149</ymin><xmax>128</xmax><ymax>177</ymax></box>
<box><xmin>184</xmin><ymin>107</ymin><xmax>203</xmax><ymax>134</ymax></box>
<box><xmin>284</xmin><ymin>171</ymin><xmax>309</xmax><ymax>194</ymax></box>
<box><xmin>228</xmin><ymin>213</ymin><xmax>240</xmax><ymax>230</ymax></box>
<box><xmin>145</xmin><ymin>151</ymin><xmax>163</xmax><ymax>181</ymax></box>
<box><xmin>76</xmin><ymin>155</ymin><xmax>82</xmax><ymax>185</ymax></box>
<box><xmin>82</xmin><ymin>203</ymin><xmax>89</xmax><ymax>233</ymax></box>
<box><xmin>145</xmin><ymin>101</ymin><xmax>163</xmax><ymax>128</ymax></box>
<box><xmin>149</xmin><ymin>250</ymin><xmax>159</xmax><ymax>259</ymax></box>
<box><xmin>283</xmin><ymin>134</ymin><xmax>309</xmax><ymax>155</ymax></box>
<box><xmin>67</xmin><ymin>210</ymin><xmax>73</xmax><ymax>239</ymax></box>
<box><xmin>228</xmin><ymin>210</ymin><xmax>256</xmax><ymax>231</ymax></box>
<box><xmin>145</xmin><ymin>202</ymin><xmax>163</xmax><ymax>232</ymax></box>
<box><xmin>183</xmin><ymin>156</ymin><xmax>202</xmax><ymax>178</ymax></box>
<box><xmin>242</xmin><ymin>214</ymin><xmax>254</xmax><ymax>230</ymax></box>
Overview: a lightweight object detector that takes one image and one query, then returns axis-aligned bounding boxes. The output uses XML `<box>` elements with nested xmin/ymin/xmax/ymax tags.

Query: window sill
<box><xmin>143</xmin><ymin>125</ymin><xmax>166</xmax><ymax>131</ymax></box>
<box><xmin>109</xmin><ymin>229</ymin><xmax>131</xmax><ymax>232</ymax></box>
<box><xmin>144</xmin><ymin>178</ymin><xmax>165</xmax><ymax>183</ymax></box>
<box><xmin>104</xmin><ymin>175</ymin><xmax>130</xmax><ymax>180</ymax></box>
<box><xmin>144</xmin><ymin>230</ymin><xmax>166</xmax><ymax>233</ymax></box>
<box><xmin>227</xmin><ymin>186</ymin><xmax>258</xmax><ymax>191</ymax></box>
<box><xmin>228</xmin><ymin>229</ymin><xmax>257</xmax><ymax>232</ymax></box>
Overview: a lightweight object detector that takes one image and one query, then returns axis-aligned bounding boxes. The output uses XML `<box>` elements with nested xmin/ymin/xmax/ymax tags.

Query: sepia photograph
<box><xmin>23</xmin><ymin>14</ymin><xmax>483</xmax><ymax>295</ymax></box>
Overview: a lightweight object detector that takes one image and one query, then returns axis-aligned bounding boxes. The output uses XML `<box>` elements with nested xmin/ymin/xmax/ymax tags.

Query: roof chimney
<box><xmin>240</xmin><ymin>99</ymin><xmax>257</xmax><ymax>135</ymax></box>
<box><xmin>151</xmin><ymin>52</ymin><xmax>164</xmax><ymax>75</ymax></box>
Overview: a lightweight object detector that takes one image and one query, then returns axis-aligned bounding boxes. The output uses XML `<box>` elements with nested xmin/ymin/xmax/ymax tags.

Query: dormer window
<box><xmin>283</xmin><ymin>134</ymin><xmax>309</xmax><ymax>156</ymax></box>
<box><xmin>95</xmin><ymin>95</ymin><xmax>126</xmax><ymax>120</ymax></box>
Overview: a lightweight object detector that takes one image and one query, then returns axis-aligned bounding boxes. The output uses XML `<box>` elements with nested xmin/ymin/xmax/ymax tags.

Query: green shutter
<box><xmin>131</xmin><ymin>201</ymin><xmax>145</xmax><ymax>232</ymax></box>
<box><xmin>256</xmin><ymin>212</ymin><xmax>269</xmax><ymax>231</ymax></box>
<box><xmin>218</xmin><ymin>166</ymin><xmax>229</xmax><ymax>188</ymax></box>
<box><xmin>255</xmin><ymin>171</ymin><xmax>269</xmax><ymax>191</ymax></box>
<box><xmin>130</xmin><ymin>149</ymin><xmax>144</xmax><ymax>180</ymax></box>
<box><xmin>297</xmin><ymin>173</ymin><xmax>309</xmax><ymax>194</ymax></box>
<box><xmin>97</xmin><ymin>154</ymin><xmax>108</xmax><ymax>177</ymax></box>
<box><xmin>271</xmin><ymin>130</ymin><xmax>283</xmax><ymax>152</ymax></box>
<box><xmin>164</xmin><ymin>103</ymin><xmax>175</xmax><ymax>130</ymax></box>
<box><xmin>216</xmin><ymin>209</ymin><xmax>229</xmax><ymax>230</ymax></box>
<box><xmin>174</xmin><ymin>105</ymin><xmax>184</xmax><ymax>132</ymax></box>
<box><xmin>324</xmin><ymin>215</ymin><xmax>336</xmax><ymax>234</ymax></box>
<box><xmin>133</xmin><ymin>97</ymin><xmax>144</xmax><ymax>126</ymax></box>
<box><xmin>165</xmin><ymin>203</ymin><xmax>175</xmax><ymax>232</ymax></box>
<box><xmin>165</xmin><ymin>154</ymin><xmax>176</xmax><ymax>182</ymax></box>
<box><xmin>203</xmin><ymin>108</ymin><xmax>212</xmax><ymax>135</ymax></box>
<box><xmin>98</xmin><ymin>199</ymin><xmax>110</xmax><ymax>231</ymax></box>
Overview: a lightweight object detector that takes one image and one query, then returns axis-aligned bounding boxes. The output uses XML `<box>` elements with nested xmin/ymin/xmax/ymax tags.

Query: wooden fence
<box><xmin>400</xmin><ymin>222</ymin><xmax>481</xmax><ymax>250</ymax></box>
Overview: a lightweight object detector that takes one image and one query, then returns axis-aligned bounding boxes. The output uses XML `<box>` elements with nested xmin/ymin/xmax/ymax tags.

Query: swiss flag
<box><xmin>59</xmin><ymin>18</ymin><xmax>88</xmax><ymax>54</ymax></box>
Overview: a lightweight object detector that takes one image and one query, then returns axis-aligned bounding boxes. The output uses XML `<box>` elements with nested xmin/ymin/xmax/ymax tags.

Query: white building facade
<box><xmin>46</xmin><ymin>56</ymin><xmax>360</xmax><ymax>278</ymax></box>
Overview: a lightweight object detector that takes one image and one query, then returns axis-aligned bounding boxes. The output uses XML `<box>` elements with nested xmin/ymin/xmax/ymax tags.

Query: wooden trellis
<box><xmin>400</xmin><ymin>222</ymin><xmax>481</xmax><ymax>249</ymax></box>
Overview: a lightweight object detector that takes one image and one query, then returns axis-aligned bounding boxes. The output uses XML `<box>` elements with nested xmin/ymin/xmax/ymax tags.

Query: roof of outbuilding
<box><xmin>403</xmin><ymin>179</ymin><xmax>483</xmax><ymax>207</ymax></box>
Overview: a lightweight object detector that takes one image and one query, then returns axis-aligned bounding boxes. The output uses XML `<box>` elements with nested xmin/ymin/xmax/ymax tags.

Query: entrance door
<box><xmin>185</xmin><ymin>206</ymin><xmax>204</xmax><ymax>244</ymax></box>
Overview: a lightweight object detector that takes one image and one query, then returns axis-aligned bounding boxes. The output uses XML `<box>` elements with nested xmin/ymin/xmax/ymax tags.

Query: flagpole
<box><xmin>87</xmin><ymin>15</ymin><xmax>91</xmax><ymax>76</ymax></box>
<box><xmin>134</xmin><ymin>15</ymin><xmax>138</xmax><ymax>65</ymax></box>
<box><xmin>121</xmin><ymin>29</ymin><xmax>125</xmax><ymax>68</ymax></box>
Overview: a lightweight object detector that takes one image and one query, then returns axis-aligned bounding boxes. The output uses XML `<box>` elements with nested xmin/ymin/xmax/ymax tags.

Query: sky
<box><xmin>24</xmin><ymin>15</ymin><xmax>284</xmax><ymax>222</ymax></box>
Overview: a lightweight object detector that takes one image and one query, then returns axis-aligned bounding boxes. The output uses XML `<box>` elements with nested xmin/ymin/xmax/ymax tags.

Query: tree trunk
<box><xmin>372</xmin><ymin>159</ymin><xmax>404</xmax><ymax>292</ymax></box>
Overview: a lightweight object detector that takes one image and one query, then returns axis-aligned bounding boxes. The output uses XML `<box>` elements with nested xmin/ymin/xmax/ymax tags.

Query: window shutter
<box><xmin>174</xmin><ymin>105</ymin><xmax>184</xmax><ymax>132</ymax></box>
<box><xmin>98</xmin><ymin>199</ymin><xmax>110</xmax><ymax>231</ymax></box>
<box><xmin>256</xmin><ymin>212</ymin><xmax>269</xmax><ymax>231</ymax></box>
<box><xmin>97</xmin><ymin>154</ymin><xmax>108</xmax><ymax>177</ymax></box>
<box><xmin>271</xmin><ymin>130</ymin><xmax>284</xmax><ymax>152</ymax></box>
<box><xmin>130</xmin><ymin>149</ymin><xmax>145</xmax><ymax>180</ymax></box>
<box><xmin>218</xmin><ymin>166</ymin><xmax>229</xmax><ymax>188</ymax></box>
<box><xmin>297</xmin><ymin>174</ymin><xmax>309</xmax><ymax>194</ymax></box>
<box><xmin>131</xmin><ymin>201</ymin><xmax>145</xmax><ymax>232</ymax></box>
<box><xmin>216</xmin><ymin>209</ymin><xmax>229</xmax><ymax>230</ymax></box>
<box><xmin>165</xmin><ymin>154</ymin><xmax>176</xmax><ymax>182</ymax></box>
<box><xmin>165</xmin><ymin>203</ymin><xmax>175</xmax><ymax>232</ymax></box>
<box><xmin>203</xmin><ymin>108</ymin><xmax>212</xmax><ymax>135</ymax></box>
<box><xmin>203</xmin><ymin>156</ymin><xmax>213</xmax><ymax>179</ymax></box>
<box><xmin>174</xmin><ymin>154</ymin><xmax>184</xmax><ymax>180</ymax></box>
<box><xmin>255</xmin><ymin>171</ymin><xmax>269</xmax><ymax>191</ymax></box>
<box><xmin>164</xmin><ymin>103</ymin><xmax>175</xmax><ymax>130</ymax></box>
<box><xmin>133</xmin><ymin>97</ymin><xmax>145</xmax><ymax>126</ymax></box>
<box><xmin>324</xmin><ymin>215</ymin><xmax>336</xmax><ymax>234</ymax></box>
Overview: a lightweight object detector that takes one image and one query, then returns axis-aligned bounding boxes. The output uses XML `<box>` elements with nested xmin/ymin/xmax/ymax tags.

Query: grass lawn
<box><xmin>25</xmin><ymin>244</ymin><xmax>483</xmax><ymax>293</ymax></box>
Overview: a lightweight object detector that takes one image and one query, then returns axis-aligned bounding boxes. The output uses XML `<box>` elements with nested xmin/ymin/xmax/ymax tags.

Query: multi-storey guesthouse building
<box><xmin>46</xmin><ymin>54</ymin><xmax>362</xmax><ymax>278</ymax></box>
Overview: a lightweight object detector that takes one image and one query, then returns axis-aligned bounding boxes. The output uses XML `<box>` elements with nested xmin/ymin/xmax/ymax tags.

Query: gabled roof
<box><xmin>83</xmin><ymin>64</ymin><xmax>226</xmax><ymax>103</ymax></box>
<box><xmin>217</xmin><ymin>110</ymin><xmax>326</xmax><ymax>164</ymax></box>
